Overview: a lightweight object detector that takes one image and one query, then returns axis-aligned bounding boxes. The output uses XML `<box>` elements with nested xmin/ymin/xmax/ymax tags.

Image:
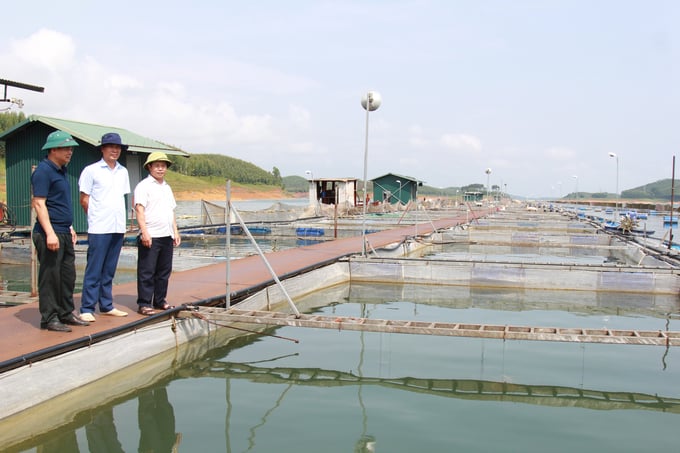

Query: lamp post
<box><xmin>485</xmin><ymin>168</ymin><xmax>492</xmax><ymax>202</ymax></box>
<box><xmin>395</xmin><ymin>179</ymin><xmax>402</xmax><ymax>204</ymax></box>
<box><xmin>608</xmin><ymin>152</ymin><xmax>619</xmax><ymax>218</ymax></box>
<box><xmin>572</xmin><ymin>175</ymin><xmax>578</xmax><ymax>200</ymax></box>
<box><xmin>306</xmin><ymin>169</ymin><xmax>314</xmax><ymax>197</ymax></box>
<box><xmin>360</xmin><ymin>91</ymin><xmax>382</xmax><ymax>257</ymax></box>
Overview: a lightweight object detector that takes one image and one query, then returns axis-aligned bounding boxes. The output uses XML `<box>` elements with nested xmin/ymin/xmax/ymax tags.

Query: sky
<box><xmin>1</xmin><ymin>0</ymin><xmax>679</xmax><ymax>198</ymax></box>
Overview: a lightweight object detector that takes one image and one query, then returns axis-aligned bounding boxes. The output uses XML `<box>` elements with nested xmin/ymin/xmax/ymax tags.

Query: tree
<box><xmin>272</xmin><ymin>166</ymin><xmax>283</xmax><ymax>188</ymax></box>
<box><xmin>0</xmin><ymin>111</ymin><xmax>27</xmax><ymax>157</ymax></box>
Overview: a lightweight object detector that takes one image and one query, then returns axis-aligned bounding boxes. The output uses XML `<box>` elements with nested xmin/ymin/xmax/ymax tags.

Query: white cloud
<box><xmin>10</xmin><ymin>29</ymin><xmax>75</xmax><ymax>69</ymax></box>
<box><xmin>1</xmin><ymin>29</ymin><xmax>314</xmax><ymax>161</ymax></box>
<box><xmin>288</xmin><ymin>105</ymin><xmax>311</xmax><ymax>129</ymax></box>
<box><xmin>440</xmin><ymin>133</ymin><xmax>482</xmax><ymax>152</ymax></box>
<box><xmin>545</xmin><ymin>146</ymin><xmax>576</xmax><ymax>160</ymax></box>
<box><xmin>408</xmin><ymin>125</ymin><xmax>430</xmax><ymax>147</ymax></box>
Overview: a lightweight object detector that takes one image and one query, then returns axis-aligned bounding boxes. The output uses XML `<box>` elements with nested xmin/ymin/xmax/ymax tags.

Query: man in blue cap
<box><xmin>31</xmin><ymin>130</ymin><xmax>90</xmax><ymax>332</ymax></box>
<box><xmin>78</xmin><ymin>132</ymin><xmax>131</xmax><ymax>322</ymax></box>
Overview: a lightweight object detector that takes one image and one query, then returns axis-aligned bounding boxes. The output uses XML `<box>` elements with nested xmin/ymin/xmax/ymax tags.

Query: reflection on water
<box><xmin>137</xmin><ymin>386</ymin><xmax>180</xmax><ymax>453</ymax></box>
<box><xmin>5</xmin><ymin>283</ymin><xmax>679</xmax><ymax>453</ymax></box>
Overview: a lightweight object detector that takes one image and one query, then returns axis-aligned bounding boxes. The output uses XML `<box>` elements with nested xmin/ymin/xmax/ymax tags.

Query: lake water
<box><xmin>6</xmin><ymin>281</ymin><xmax>679</xmax><ymax>452</ymax></box>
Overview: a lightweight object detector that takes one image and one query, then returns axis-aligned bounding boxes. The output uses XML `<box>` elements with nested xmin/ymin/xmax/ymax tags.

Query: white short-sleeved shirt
<box><xmin>134</xmin><ymin>175</ymin><xmax>177</xmax><ymax>238</ymax></box>
<box><xmin>78</xmin><ymin>159</ymin><xmax>130</xmax><ymax>234</ymax></box>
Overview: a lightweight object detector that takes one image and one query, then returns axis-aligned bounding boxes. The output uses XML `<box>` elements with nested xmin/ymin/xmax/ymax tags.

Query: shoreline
<box><xmin>173</xmin><ymin>187</ymin><xmax>305</xmax><ymax>202</ymax></box>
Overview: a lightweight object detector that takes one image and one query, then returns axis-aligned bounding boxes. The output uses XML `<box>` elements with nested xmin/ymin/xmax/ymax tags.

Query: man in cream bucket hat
<box><xmin>144</xmin><ymin>151</ymin><xmax>173</xmax><ymax>168</ymax></box>
<box><xmin>134</xmin><ymin>151</ymin><xmax>180</xmax><ymax>316</ymax></box>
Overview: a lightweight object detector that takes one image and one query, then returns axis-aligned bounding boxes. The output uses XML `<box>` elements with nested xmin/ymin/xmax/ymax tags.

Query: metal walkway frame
<box><xmin>185</xmin><ymin>307</ymin><xmax>680</xmax><ymax>346</ymax></box>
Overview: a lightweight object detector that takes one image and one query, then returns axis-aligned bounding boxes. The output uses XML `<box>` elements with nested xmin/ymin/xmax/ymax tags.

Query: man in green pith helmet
<box><xmin>31</xmin><ymin>130</ymin><xmax>90</xmax><ymax>332</ymax></box>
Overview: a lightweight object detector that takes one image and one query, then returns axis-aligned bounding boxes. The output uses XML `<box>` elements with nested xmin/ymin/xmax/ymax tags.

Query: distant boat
<box><xmin>663</xmin><ymin>216</ymin><xmax>678</xmax><ymax>224</ymax></box>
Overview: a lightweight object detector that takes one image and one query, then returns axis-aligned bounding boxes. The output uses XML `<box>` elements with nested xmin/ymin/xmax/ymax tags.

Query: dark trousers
<box><xmin>33</xmin><ymin>231</ymin><xmax>76</xmax><ymax>328</ymax></box>
<box><xmin>137</xmin><ymin>236</ymin><xmax>173</xmax><ymax>308</ymax></box>
<box><xmin>81</xmin><ymin>233</ymin><xmax>124</xmax><ymax>314</ymax></box>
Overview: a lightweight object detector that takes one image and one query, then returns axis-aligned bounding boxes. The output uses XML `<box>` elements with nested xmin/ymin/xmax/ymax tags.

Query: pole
<box><xmin>30</xmin><ymin>165</ymin><xmax>37</xmax><ymax>296</ymax></box>
<box><xmin>361</xmin><ymin>93</ymin><xmax>371</xmax><ymax>257</ymax></box>
<box><xmin>226</xmin><ymin>180</ymin><xmax>231</xmax><ymax>307</ymax></box>
<box><xmin>669</xmin><ymin>156</ymin><xmax>675</xmax><ymax>250</ymax></box>
<box><xmin>609</xmin><ymin>153</ymin><xmax>619</xmax><ymax>219</ymax></box>
<box><xmin>360</xmin><ymin>91</ymin><xmax>381</xmax><ymax>256</ymax></box>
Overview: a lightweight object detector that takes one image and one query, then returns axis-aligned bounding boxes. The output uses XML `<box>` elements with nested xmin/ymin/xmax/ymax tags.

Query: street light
<box><xmin>608</xmin><ymin>152</ymin><xmax>619</xmax><ymax>218</ymax></box>
<box><xmin>360</xmin><ymin>91</ymin><xmax>382</xmax><ymax>257</ymax></box>
<box><xmin>485</xmin><ymin>168</ymin><xmax>492</xmax><ymax>201</ymax></box>
<box><xmin>572</xmin><ymin>175</ymin><xmax>578</xmax><ymax>200</ymax></box>
<box><xmin>305</xmin><ymin>170</ymin><xmax>316</xmax><ymax>201</ymax></box>
<box><xmin>395</xmin><ymin>179</ymin><xmax>402</xmax><ymax>203</ymax></box>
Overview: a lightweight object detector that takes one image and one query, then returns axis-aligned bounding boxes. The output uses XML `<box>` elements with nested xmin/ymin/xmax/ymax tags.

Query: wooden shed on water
<box><xmin>0</xmin><ymin>115</ymin><xmax>190</xmax><ymax>233</ymax></box>
<box><xmin>308</xmin><ymin>178</ymin><xmax>359</xmax><ymax>206</ymax></box>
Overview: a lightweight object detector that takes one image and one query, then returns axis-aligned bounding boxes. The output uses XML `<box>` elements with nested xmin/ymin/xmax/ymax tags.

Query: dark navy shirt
<box><xmin>31</xmin><ymin>158</ymin><xmax>73</xmax><ymax>234</ymax></box>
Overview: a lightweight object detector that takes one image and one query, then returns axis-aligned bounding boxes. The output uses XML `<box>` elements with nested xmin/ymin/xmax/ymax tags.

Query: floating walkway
<box><xmin>188</xmin><ymin>307</ymin><xmax>680</xmax><ymax>347</ymax></box>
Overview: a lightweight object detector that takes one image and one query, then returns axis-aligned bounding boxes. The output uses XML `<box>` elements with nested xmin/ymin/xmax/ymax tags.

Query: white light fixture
<box><xmin>608</xmin><ymin>153</ymin><xmax>619</xmax><ymax>218</ymax></box>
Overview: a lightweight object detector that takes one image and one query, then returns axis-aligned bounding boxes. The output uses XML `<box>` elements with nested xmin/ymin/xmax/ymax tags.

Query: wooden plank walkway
<box><xmin>0</xmin><ymin>211</ymin><xmax>483</xmax><ymax>366</ymax></box>
<box><xmin>188</xmin><ymin>308</ymin><xmax>680</xmax><ymax>347</ymax></box>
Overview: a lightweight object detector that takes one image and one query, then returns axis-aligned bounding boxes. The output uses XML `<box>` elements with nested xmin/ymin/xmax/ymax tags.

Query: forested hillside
<box><xmin>622</xmin><ymin>179</ymin><xmax>680</xmax><ymax>200</ymax></box>
<box><xmin>171</xmin><ymin>153</ymin><xmax>282</xmax><ymax>186</ymax></box>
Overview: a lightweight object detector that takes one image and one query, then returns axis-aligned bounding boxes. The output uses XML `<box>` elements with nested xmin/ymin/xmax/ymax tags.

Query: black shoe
<box><xmin>44</xmin><ymin>320</ymin><xmax>72</xmax><ymax>332</ymax></box>
<box><xmin>61</xmin><ymin>314</ymin><xmax>90</xmax><ymax>326</ymax></box>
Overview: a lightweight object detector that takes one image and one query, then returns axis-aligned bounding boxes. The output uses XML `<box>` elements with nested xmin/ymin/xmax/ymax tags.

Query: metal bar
<box><xmin>229</xmin><ymin>207</ymin><xmax>301</xmax><ymax>317</ymax></box>
<box><xmin>191</xmin><ymin>308</ymin><xmax>680</xmax><ymax>347</ymax></box>
<box><xmin>0</xmin><ymin>78</ymin><xmax>45</xmax><ymax>93</ymax></box>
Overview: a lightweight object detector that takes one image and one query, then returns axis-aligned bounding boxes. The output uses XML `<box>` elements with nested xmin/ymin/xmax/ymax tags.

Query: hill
<box><xmin>166</xmin><ymin>171</ymin><xmax>292</xmax><ymax>201</ymax></box>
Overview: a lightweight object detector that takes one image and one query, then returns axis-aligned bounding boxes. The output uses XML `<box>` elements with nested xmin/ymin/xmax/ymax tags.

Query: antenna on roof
<box><xmin>0</xmin><ymin>78</ymin><xmax>45</xmax><ymax>111</ymax></box>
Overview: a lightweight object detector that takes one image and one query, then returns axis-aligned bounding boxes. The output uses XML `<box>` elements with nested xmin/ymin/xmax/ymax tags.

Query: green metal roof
<box><xmin>0</xmin><ymin>114</ymin><xmax>191</xmax><ymax>157</ymax></box>
<box><xmin>371</xmin><ymin>172</ymin><xmax>420</xmax><ymax>183</ymax></box>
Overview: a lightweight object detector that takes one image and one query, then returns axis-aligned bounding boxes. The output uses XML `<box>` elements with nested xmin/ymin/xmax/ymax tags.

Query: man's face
<box><xmin>101</xmin><ymin>144</ymin><xmax>122</xmax><ymax>164</ymax></box>
<box><xmin>50</xmin><ymin>146</ymin><xmax>74</xmax><ymax>166</ymax></box>
<box><xmin>148</xmin><ymin>161</ymin><xmax>168</xmax><ymax>180</ymax></box>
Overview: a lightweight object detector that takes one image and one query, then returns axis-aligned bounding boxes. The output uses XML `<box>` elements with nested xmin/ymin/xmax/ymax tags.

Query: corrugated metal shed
<box><xmin>371</xmin><ymin>173</ymin><xmax>420</xmax><ymax>205</ymax></box>
<box><xmin>0</xmin><ymin>115</ymin><xmax>191</xmax><ymax>233</ymax></box>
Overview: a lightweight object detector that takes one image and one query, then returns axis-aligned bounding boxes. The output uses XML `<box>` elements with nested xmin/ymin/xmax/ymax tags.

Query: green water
<box><xmin>6</xmin><ymin>283</ymin><xmax>680</xmax><ymax>453</ymax></box>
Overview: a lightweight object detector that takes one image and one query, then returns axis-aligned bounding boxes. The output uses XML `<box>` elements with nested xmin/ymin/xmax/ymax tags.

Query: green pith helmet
<box><xmin>144</xmin><ymin>151</ymin><xmax>173</xmax><ymax>168</ymax></box>
<box><xmin>42</xmin><ymin>130</ymin><xmax>79</xmax><ymax>151</ymax></box>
